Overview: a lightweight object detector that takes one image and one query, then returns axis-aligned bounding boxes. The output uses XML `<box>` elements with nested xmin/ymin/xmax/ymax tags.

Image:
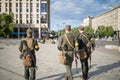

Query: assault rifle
<box><xmin>74</xmin><ymin>49</ymin><xmax>79</xmax><ymax>73</ymax></box>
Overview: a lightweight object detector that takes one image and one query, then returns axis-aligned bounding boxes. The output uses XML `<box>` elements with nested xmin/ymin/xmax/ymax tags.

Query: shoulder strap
<box><xmin>80</xmin><ymin>33</ymin><xmax>90</xmax><ymax>42</ymax></box>
<box><xmin>65</xmin><ymin>34</ymin><xmax>74</xmax><ymax>48</ymax></box>
<box><xmin>23</xmin><ymin>40</ymin><xmax>29</xmax><ymax>49</ymax></box>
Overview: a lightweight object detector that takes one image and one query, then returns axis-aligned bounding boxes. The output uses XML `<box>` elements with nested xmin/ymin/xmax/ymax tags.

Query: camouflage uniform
<box><xmin>58</xmin><ymin>25</ymin><xmax>75</xmax><ymax>80</ymax></box>
<box><xmin>19</xmin><ymin>28</ymin><xmax>39</xmax><ymax>80</ymax></box>
<box><xmin>75</xmin><ymin>27</ymin><xmax>90</xmax><ymax>80</ymax></box>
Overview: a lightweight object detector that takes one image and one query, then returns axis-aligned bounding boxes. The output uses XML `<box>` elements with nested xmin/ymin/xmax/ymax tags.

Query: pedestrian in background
<box><xmin>57</xmin><ymin>25</ymin><xmax>75</xmax><ymax>80</ymax></box>
<box><xmin>19</xmin><ymin>28</ymin><xmax>39</xmax><ymax>80</ymax></box>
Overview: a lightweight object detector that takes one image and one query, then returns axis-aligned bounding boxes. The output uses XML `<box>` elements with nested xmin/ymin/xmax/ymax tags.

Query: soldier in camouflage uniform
<box><xmin>57</xmin><ymin>25</ymin><xmax>75</xmax><ymax>80</ymax></box>
<box><xmin>75</xmin><ymin>26</ymin><xmax>90</xmax><ymax>80</ymax></box>
<box><xmin>19</xmin><ymin>28</ymin><xmax>39</xmax><ymax>80</ymax></box>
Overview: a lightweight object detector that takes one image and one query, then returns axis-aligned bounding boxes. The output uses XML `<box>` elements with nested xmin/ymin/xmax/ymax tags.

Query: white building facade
<box><xmin>0</xmin><ymin>0</ymin><xmax>50</xmax><ymax>38</ymax></box>
<box><xmin>92</xmin><ymin>4</ymin><xmax>120</xmax><ymax>37</ymax></box>
<box><xmin>82</xmin><ymin>16</ymin><xmax>93</xmax><ymax>27</ymax></box>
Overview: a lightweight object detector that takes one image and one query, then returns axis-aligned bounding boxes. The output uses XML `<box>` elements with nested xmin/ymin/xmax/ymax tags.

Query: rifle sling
<box><xmin>65</xmin><ymin>34</ymin><xmax>74</xmax><ymax>49</ymax></box>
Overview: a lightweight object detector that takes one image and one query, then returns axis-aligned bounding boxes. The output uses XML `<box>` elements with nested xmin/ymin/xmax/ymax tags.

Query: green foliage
<box><xmin>97</xmin><ymin>26</ymin><xmax>106</xmax><ymax>36</ymax></box>
<box><xmin>58</xmin><ymin>26</ymin><xmax>94</xmax><ymax>37</ymax></box>
<box><xmin>59</xmin><ymin>29</ymin><xmax>65</xmax><ymax>36</ymax></box>
<box><xmin>105</xmin><ymin>26</ymin><xmax>114</xmax><ymax>37</ymax></box>
<box><xmin>58</xmin><ymin>27</ymin><xmax>79</xmax><ymax>37</ymax></box>
<box><xmin>0</xmin><ymin>12</ymin><xmax>14</xmax><ymax>38</ymax></box>
<box><xmin>96</xmin><ymin>25</ymin><xmax>114</xmax><ymax>38</ymax></box>
<box><xmin>84</xmin><ymin>26</ymin><xmax>94</xmax><ymax>34</ymax></box>
<box><xmin>50</xmin><ymin>30</ymin><xmax>57</xmax><ymax>36</ymax></box>
<box><xmin>71</xmin><ymin>27</ymin><xmax>79</xmax><ymax>37</ymax></box>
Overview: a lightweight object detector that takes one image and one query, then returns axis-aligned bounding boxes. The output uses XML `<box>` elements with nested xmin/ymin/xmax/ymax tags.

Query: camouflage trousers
<box><xmin>65</xmin><ymin>51</ymin><xmax>74</xmax><ymax>80</ymax></box>
<box><xmin>79</xmin><ymin>50</ymin><xmax>89</xmax><ymax>79</ymax></box>
<box><xmin>24</xmin><ymin>67</ymin><xmax>36</xmax><ymax>80</ymax></box>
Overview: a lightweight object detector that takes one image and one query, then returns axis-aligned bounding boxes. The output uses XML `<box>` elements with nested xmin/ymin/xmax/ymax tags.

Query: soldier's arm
<box><xmin>19</xmin><ymin>40</ymin><xmax>23</xmax><ymax>53</ymax></box>
<box><xmin>57</xmin><ymin>35</ymin><xmax>63</xmax><ymax>51</ymax></box>
<box><xmin>34</xmin><ymin>39</ymin><xmax>39</xmax><ymax>51</ymax></box>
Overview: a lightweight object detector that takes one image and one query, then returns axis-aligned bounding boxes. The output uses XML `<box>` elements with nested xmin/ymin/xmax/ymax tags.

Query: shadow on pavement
<box><xmin>89</xmin><ymin>61</ymin><xmax>120</xmax><ymax>79</ymax></box>
<box><xmin>37</xmin><ymin>61</ymin><xmax>120</xmax><ymax>80</ymax></box>
<box><xmin>0</xmin><ymin>66</ymin><xmax>23</xmax><ymax>77</ymax></box>
<box><xmin>37</xmin><ymin>68</ymin><xmax>81</xmax><ymax>80</ymax></box>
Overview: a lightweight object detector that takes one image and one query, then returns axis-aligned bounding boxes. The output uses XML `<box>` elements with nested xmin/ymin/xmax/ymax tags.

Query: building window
<box><xmin>30</xmin><ymin>20</ymin><xmax>32</xmax><ymax>23</ymax></box>
<box><xmin>30</xmin><ymin>14</ymin><xmax>32</xmax><ymax>18</ymax></box>
<box><xmin>20</xmin><ymin>8</ymin><xmax>22</xmax><ymax>12</ymax></box>
<box><xmin>10</xmin><ymin>3</ymin><xmax>12</xmax><ymax>7</ymax></box>
<box><xmin>20</xmin><ymin>3</ymin><xmax>22</xmax><ymax>7</ymax></box>
<box><xmin>20</xmin><ymin>14</ymin><xmax>22</xmax><ymax>18</ymax></box>
<box><xmin>26</xmin><ymin>0</ymin><xmax>29</xmax><ymax>1</ymax></box>
<box><xmin>16</xmin><ymin>20</ymin><xmax>18</xmax><ymax>23</ymax></box>
<box><xmin>37</xmin><ymin>9</ymin><xmax>39</xmax><ymax>12</ymax></box>
<box><xmin>16</xmin><ymin>3</ymin><xmax>18</xmax><ymax>7</ymax></box>
<box><xmin>30</xmin><ymin>9</ymin><xmax>32</xmax><ymax>12</ymax></box>
<box><xmin>41</xmin><ymin>15</ymin><xmax>47</xmax><ymax>23</ymax></box>
<box><xmin>41</xmin><ymin>3</ymin><xmax>47</xmax><ymax>12</ymax></box>
<box><xmin>36</xmin><ymin>3</ymin><xmax>39</xmax><ymax>7</ymax></box>
<box><xmin>37</xmin><ymin>0</ymin><xmax>39</xmax><ymax>1</ymax></box>
<box><xmin>16</xmin><ymin>8</ymin><xmax>18</xmax><ymax>12</ymax></box>
<box><xmin>26</xmin><ymin>3</ymin><xmax>28</xmax><ymax>7</ymax></box>
<box><xmin>10</xmin><ymin>8</ymin><xmax>12</xmax><ymax>12</ymax></box>
<box><xmin>6</xmin><ymin>8</ymin><xmax>7</xmax><ymax>12</ymax></box>
<box><xmin>5</xmin><ymin>3</ymin><xmax>7</xmax><ymax>7</ymax></box>
<box><xmin>20</xmin><ymin>20</ymin><xmax>22</xmax><ymax>23</ymax></box>
<box><xmin>30</xmin><ymin>3</ymin><xmax>32</xmax><ymax>7</ymax></box>
<box><xmin>37</xmin><ymin>20</ymin><xmax>39</xmax><ymax>24</ymax></box>
<box><xmin>26</xmin><ymin>20</ymin><xmax>29</xmax><ymax>24</ymax></box>
<box><xmin>26</xmin><ymin>9</ymin><xmax>29</xmax><ymax>12</ymax></box>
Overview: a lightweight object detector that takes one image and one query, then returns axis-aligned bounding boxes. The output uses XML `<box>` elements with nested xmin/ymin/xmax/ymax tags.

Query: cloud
<box><xmin>50</xmin><ymin>0</ymin><xmax>120</xmax><ymax>30</ymax></box>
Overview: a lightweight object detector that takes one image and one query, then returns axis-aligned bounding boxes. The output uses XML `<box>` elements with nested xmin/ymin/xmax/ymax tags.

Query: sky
<box><xmin>50</xmin><ymin>0</ymin><xmax>120</xmax><ymax>31</ymax></box>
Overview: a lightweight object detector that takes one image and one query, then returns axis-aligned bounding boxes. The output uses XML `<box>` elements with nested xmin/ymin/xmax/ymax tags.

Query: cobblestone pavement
<box><xmin>0</xmin><ymin>39</ymin><xmax>120</xmax><ymax>80</ymax></box>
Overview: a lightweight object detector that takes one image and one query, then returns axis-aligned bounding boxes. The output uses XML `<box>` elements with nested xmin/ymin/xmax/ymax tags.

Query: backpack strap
<box><xmin>22</xmin><ymin>40</ymin><xmax>30</xmax><ymax>50</ymax></box>
<box><xmin>65</xmin><ymin>34</ymin><xmax>74</xmax><ymax>48</ymax></box>
<box><xmin>80</xmin><ymin>33</ymin><xmax>90</xmax><ymax>42</ymax></box>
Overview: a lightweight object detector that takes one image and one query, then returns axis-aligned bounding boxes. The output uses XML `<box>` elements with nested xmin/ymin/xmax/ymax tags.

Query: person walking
<box><xmin>19</xmin><ymin>28</ymin><xmax>39</xmax><ymax>80</ymax></box>
<box><xmin>75</xmin><ymin>26</ymin><xmax>91</xmax><ymax>80</ymax></box>
<box><xmin>57</xmin><ymin>25</ymin><xmax>75</xmax><ymax>80</ymax></box>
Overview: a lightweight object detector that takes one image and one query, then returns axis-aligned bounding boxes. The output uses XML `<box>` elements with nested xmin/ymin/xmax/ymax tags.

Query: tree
<box><xmin>71</xmin><ymin>27</ymin><xmax>79</xmax><ymax>37</ymax></box>
<box><xmin>105</xmin><ymin>26</ymin><xmax>114</xmax><ymax>37</ymax></box>
<box><xmin>96</xmin><ymin>25</ymin><xmax>114</xmax><ymax>38</ymax></box>
<box><xmin>0</xmin><ymin>12</ymin><xmax>14</xmax><ymax>38</ymax></box>
<box><xmin>49</xmin><ymin>30</ymin><xmax>58</xmax><ymax>39</ymax></box>
<box><xmin>84</xmin><ymin>26</ymin><xmax>94</xmax><ymax>34</ymax></box>
<box><xmin>96</xmin><ymin>26</ymin><xmax>106</xmax><ymax>38</ymax></box>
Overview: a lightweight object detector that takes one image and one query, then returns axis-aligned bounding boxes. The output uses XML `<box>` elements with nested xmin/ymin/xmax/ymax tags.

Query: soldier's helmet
<box><xmin>26</xmin><ymin>28</ymin><xmax>32</xmax><ymax>35</ymax></box>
